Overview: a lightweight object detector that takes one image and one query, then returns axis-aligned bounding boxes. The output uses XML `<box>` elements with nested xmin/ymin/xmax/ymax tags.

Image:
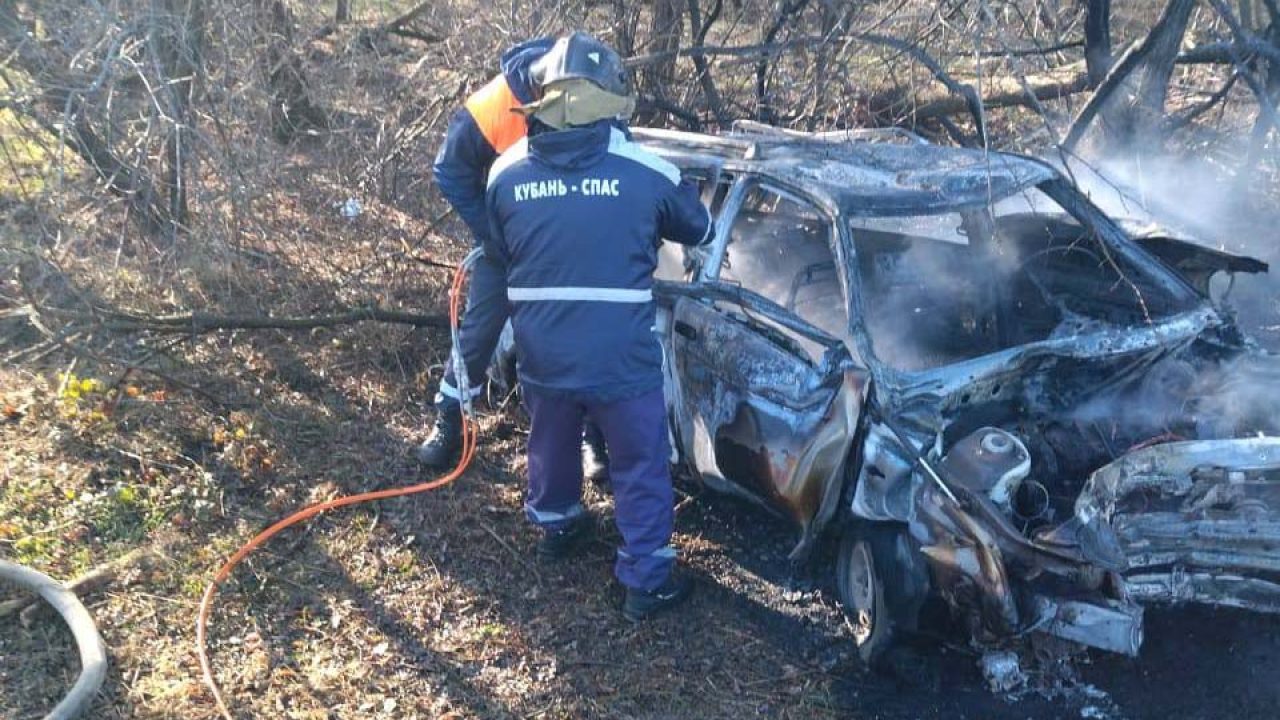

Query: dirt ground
<box><xmin>3</xmin><ymin>273</ymin><xmax>1279</xmax><ymax>720</ymax></box>
<box><xmin>5</xmin><ymin>438</ymin><xmax>1279</xmax><ymax>719</ymax></box>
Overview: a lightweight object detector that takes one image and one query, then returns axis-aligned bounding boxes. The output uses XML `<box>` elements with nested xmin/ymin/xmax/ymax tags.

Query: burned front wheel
<box><xmin>835</xmin><ymin>525</ymin><xmax>895</xmax><ymax>664</ymax></box>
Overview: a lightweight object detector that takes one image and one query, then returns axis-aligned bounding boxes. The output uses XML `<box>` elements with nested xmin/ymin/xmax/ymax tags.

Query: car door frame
<box><xmin>660</xmin><ymin>170</ymin><xmax>870</xmax><ymax>558</ymax></box>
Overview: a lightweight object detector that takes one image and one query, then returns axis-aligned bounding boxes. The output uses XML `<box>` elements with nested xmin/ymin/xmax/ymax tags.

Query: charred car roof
<box><xmin>633</xmin><ymin>126</ymin><xmax>1057</xmax><ymax>216</ymax></box>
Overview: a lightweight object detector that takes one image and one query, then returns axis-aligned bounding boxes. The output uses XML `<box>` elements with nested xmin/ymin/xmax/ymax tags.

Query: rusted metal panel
<box><xmin>665</xmin><ymin>293</ymin><xmax>866</xmax><ymax>552</ymax></box>
<box><xmin>1074</xmin><ymin>438</ymin><xmax>1280</xmax><ymax>613</ymax></box>
<box><xmin>1127</xmin><ymin>571</ymin><xmax>1280</xmax><ymax>612</ymax></box>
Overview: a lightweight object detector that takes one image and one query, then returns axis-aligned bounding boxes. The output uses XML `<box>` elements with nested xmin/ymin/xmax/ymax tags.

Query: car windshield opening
<box><xmin>852</xmin><ymin>180</ymin><xmax>1201</xmax><ymax>372</ymax></box>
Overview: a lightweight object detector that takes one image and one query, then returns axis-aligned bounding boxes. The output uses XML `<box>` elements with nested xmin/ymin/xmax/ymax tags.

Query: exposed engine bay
<box><xmin>854</xmin><ymin>339</ymin><xmax>1280</xmax><ymax>658</ymax></box>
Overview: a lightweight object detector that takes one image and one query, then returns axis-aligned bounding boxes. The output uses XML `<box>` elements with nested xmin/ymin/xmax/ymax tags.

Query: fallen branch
<box><xmin>856</xmin><ymin>31</ymin><xmax>988</xmax><ymax>145</ymax></box>
<box><xmin>118</xmin><ymin>306</ymin><xmax>449</xmax><ymax>333</ymax></box>
<box><xmin>377</xmin><ymin>1</ymin><xmax>443</xmax><ymax>43</ymax></box>
<box><xmin>636</xmin><ymin>94</ymin><xmax>703</xmax><ymax>130</ymax></box>
<box><xmin>899</xmin><ymin>61</ymin><xmax>1091</xmax><ymax>121</ymax></box>
<box><xmin>981</xmin><ymin>40</ymin><xmax>1084</xmax><ymax>58</ymax></box>
<box><xmin>1178</xmin><ymin>39</ymin><xmax>1280</xmax><ymax>65</ymax></box>
<box><xmin>625</xmin><ymin>35</ymin><xmax>826</xmax><ymax>67</ymax></box>
<box><xmin>2</xmin><ymin>548</ymin><xmax>159</xmax><ymax>624</ymax></box>
<box><xmin>24</xmin><ymin>302</ymin><xmax>449</xmax><ymax>334</ymax></box>
<box><xmin>18</xmin><ymin>309</ymin><xmax>233</xmax><ymax>407</ymax></box>
<box><xmin>626</xmin><ymin>35</ymin><xmax>1088</xmax><ymax>66</ymax></box>
<box><xmin>382</xmin><ymin>0</ymin><xmax>430</xmax><ymax>30</ymax></box>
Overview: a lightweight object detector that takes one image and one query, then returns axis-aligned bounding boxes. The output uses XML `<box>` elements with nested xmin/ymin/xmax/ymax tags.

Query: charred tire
<box><xmin>835</xmin><ymin>524</ymin><xmax>895</xmax><ymax>665</ymax></box>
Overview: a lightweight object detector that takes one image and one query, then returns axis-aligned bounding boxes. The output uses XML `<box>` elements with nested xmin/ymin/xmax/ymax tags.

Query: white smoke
<box><xmin>1054</xmin><ymin>152</ymin><xmax>1280</xmax><ymax>350</ymax></box>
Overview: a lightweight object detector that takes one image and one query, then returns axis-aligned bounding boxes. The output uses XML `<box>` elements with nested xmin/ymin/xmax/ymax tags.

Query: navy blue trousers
<box><xmin>523</xmin><ymin>387</ymin><xmax>675</xmax><ymax>591</ymax></box>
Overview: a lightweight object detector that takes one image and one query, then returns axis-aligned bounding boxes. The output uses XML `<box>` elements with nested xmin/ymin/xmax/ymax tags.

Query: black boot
<box><xmin>416</xmin><ymin>404</ymin><xmax>463</xmax><ymax>469</ymax></box>
<box><xmin>583</xmin><ymin>421</ymin><xmax>611</xmax><ymax>488</ymax></box>
<box><xmin>623</xmin><ymin>571</ymin><xmax>693</xmax><ymax>623</ymax></box>
<box><xmin>536</xmin><ymin>513</ymin><xmax>594</xmax><ymax>560</ymax></box>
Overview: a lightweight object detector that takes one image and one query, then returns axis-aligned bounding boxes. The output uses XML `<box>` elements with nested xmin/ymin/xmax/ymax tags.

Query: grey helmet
<box><xmin>530</xmin><ymin>32</ymin><xmax>630</xmax><ymax>96</ymax></box>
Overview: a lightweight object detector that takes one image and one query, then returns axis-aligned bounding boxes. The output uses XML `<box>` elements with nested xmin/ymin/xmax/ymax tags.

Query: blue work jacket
<box><xmin>432</xmin><ymin>38</ymin><xmax>552</xmax><ymax>248</ymax></box>
<box><xmin>484</xmin><ymin>120</ymin><xmax>714</xmax><ymax>402</ymax></box>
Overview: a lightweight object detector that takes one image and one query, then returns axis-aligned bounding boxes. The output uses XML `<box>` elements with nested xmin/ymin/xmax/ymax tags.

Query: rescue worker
<box><xmin>484</xmin><ymin>32</ymin><xmax>714</xmax><ymax>621</ymax></box>
<box><xmin>421</xmin><ymin>37</ymin><xmax>611</xmax><ymax>479</ymax></box>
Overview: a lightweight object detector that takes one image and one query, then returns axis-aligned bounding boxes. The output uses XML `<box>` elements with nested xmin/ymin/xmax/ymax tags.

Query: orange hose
<box><xmin>196</xmin><ymin>263</ymin><xmax>478</xmax><ymax>720</ymax></box>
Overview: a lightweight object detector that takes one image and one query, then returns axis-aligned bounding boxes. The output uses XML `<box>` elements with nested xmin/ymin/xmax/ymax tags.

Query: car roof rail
<box><xmin>813</xmin><ymin>127</ymin><xmax>931</xmax><ymax>146</ymax></box>
<box><xmin>730</xmin><ymin>119</ymin><xmax>929</xmax><ymax>146</ymax></box>
<box><xmin>630</xmin><ymin>126</ymin><xmax>758</xmax><ymax>160</ymax></box>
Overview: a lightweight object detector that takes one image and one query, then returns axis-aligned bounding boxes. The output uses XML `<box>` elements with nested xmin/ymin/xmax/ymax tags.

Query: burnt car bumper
<box><xmin>1077</xmin><ymin>437</ymin><xmax>1280</xmax><ymax>614</ymax></box>
<box><xmin>912</xmin><ymin>435</ymin><xmax>1280</xmax><ymax>656</ymax></box>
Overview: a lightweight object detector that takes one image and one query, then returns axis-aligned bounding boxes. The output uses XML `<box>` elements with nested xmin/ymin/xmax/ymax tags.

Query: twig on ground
<box><xmin>1</xmin><ymin>548</ymin><xmax>158</xmax><ymax>623</ymax></box>
<box><xmin>478</xmin><ymin>520</ymin><xmax>543</xmax><ymax>588</ymax></box>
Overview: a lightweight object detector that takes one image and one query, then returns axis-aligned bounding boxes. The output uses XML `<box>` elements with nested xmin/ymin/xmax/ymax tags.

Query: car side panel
<box><xmin>669</xmin><ymin>296</ymin><xmax>866</xmax><ymax>551</ymax></box>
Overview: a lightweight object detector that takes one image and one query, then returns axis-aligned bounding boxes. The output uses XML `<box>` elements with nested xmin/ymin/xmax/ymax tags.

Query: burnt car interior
<box><xmin>717</xmin><ymin>185</ymin><xmax>852</xmax><ymax>356</ymax></box>
<box><xmin>853</xmin><ymin>181</ymin><xmax>1202</xmax><ymax>372</ymax></box>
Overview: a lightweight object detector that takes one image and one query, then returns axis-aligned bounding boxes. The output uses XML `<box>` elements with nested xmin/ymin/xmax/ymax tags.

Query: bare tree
<box><xmin>638</xmin><ymin>0</ymin><xmax>684</xmax><ymax>123</ymax></box>
<box><xmin>685</xmin><ymin>0</ymin><xmax>730</xmax><ymax>127</ymax></box>
<box><xmin>1083</xmin><ymin>0</ymin><xmax>1112</xmax><ymax>85</ymax></box>
<box><xmin>0</xmin><ymin>3</ymin><xmax>181</xmax><ymax>234</ymax></box>
<box><xmin>253</xmin><ymin>0</ymin><xmax>326</xmax><ymax>141</ymax></box>
<box><xmin>151</xmin><ymin>0</ymin><xmax>207</xmax><ymax>231</ymax></box>
<box><xmin>755</xmin><ymin>0</ymin><xmax>810</xmax><ymax>123</ymax></box>
<box><xmin>1065</xmin><ymin>0</ymin><xmax>1197</xmax><ymax>153</ymax></box>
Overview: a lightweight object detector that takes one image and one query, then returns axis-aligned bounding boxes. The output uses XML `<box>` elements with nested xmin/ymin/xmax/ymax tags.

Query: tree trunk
<box><xmin>1083</xmin><ymin>0</ymin><xmax>1112</xmax><ymax>86</ymax></box>
<box><xmin>253</xmin><ymin>0</ymin><xmax>326</xmax><ymax>142</ymax></box>
<box><xmin>640</xmin><ymin>0</ymin><xmax>683</xmax><ymax>123</ymax></box>
<box><xmin>1240</xmin><ymin>12</ymin><xmax>1280</xmax><ymax>178</ymax></box>
<box><xmin>755</xmin><ymin>0</ymin><xmax>810</xmax><ymax>123</ymax></box>
<box><xmin>686</xmin><ymin>0</ymin><xmax>730</xmax><ymax>127</ymax></box>
<box><xmin>1065</xmin><ymin>0</ymin><xmax>1197</xmax><ymax>153</ymax></box>
<box><xmin>1239</xmin><ymin>0</ymin><xmax>1255</xmax><ymax>31</ymax></box>
<box><xmin>336</xmin><ymin>0</ymin><xmax>351</xmax><ymax>23</ymax></box>
<box><xmin>611</xmin><ymin>0</ymin><xmax>638</xmax><ymax>59</ymax></box>
<box><xmin>153</xmin><ymin>0</ymin><xmax>206</xmax><ymax>235</ymax></box>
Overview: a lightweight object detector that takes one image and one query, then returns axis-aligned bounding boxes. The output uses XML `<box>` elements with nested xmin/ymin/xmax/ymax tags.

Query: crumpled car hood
<box><xmin>870</xmin><ymin>305</ymin><xmax>1222</xmax><ymax>404</ymax></box>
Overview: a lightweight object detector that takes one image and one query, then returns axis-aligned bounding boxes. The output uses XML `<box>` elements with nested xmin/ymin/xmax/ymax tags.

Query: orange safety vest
<box><xmin>463</xmin><ymin>75</ymin><xmax>527</xmax><ymax>154</ymax></box>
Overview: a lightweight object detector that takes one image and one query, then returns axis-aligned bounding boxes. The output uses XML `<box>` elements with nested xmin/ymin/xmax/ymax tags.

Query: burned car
<box><xmin>631</xmin><ymin>123</ymin><xmax>1280</xmax><ymax>663</ymax></box>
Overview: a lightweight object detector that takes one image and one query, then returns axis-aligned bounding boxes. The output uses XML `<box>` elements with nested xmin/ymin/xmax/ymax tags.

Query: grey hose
<box><xmin>0</xmin><ymin>559</ymin><xmax>107</xmax><ymax>720</ymax></box>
